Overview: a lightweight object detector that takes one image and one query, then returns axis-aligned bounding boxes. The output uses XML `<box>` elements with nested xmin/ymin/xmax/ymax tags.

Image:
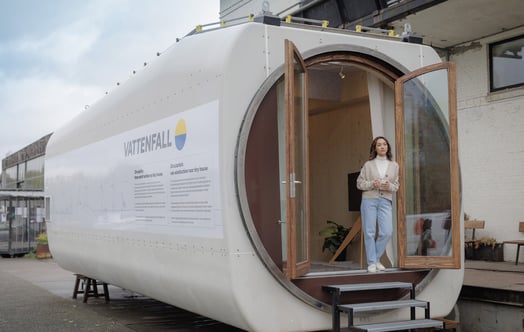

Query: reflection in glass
<box><xmin>25</xmin><ymin>156</ymin><xmax>45</xmax><ymax>190</ymax></box>
<box><xmin>2</xmin><ymin>156</ymin><xmax>45</xmax><ymax>191</ymax></box>
<box><xmin>5</xmin><ymin>167</ymin><xmax>17</xmax><ymax>189</ymax></box>
<box><xmin>276</xmin><ymin>79</ymin><xmax>287</xmax><ymax>262</ymax></box>
<box><xmin>18</xmin><ymin>163</ymin><xmax>26</xmax><ymax>182</ymax></box>
<box><xmin>403</xmin><ymin>69</ymin><xmax>452</xmax><ymax>257</ymax></box>
<box><xmin>293</xmin><ymin>54</ymin><xmax>308</xmax><ymax>265</ymax></box>
<box><xmin>490</xmin><ymin>36</ymin><xmax>524</xmax><ymax>91</ymax></box>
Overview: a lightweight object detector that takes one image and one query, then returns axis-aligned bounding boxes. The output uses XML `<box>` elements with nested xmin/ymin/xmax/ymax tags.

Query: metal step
<box><xmin>339</xmin><ymin>299</ymin><xmax>428</xmax><ymax>313</ymax></box>
<box><xmin>323</xmin><ymin>281</ymin><xmax>413</xmax><ymax>293</ymax></box>
<box><xmin>323</xmin><ymin>282</ymin><xmax>418</xmax><ymax>332</ymax></box>
<box><xmin>345</xmin><ymin>318</ymin><xmax>444</xmax><ymax>332</ymax></box>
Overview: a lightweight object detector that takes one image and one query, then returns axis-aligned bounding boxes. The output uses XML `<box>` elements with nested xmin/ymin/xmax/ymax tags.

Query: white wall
<box><xmin>451</xmin><ymin>26</ymin><xmax>524</xmax><ymax>262</ymax></box>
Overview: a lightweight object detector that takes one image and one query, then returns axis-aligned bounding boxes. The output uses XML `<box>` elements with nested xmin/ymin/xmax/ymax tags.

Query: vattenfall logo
<box><xmin>123</xmin><ymin>119</ymin><xmax>187</xmax><ymax>157</ymax></box>
<box><xmin>174</xmin><ymin>119</ymin><xmax>187</xmax><ymax>150</ymax></box>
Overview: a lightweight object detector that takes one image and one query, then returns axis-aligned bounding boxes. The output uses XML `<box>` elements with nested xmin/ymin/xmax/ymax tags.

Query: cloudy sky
<box><xmin>0</xmin><ymin>0</ymin><xmax>219</xmax><ymax>159</ymax></box>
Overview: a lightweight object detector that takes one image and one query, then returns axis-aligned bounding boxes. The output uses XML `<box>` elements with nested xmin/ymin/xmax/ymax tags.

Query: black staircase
<box><xmin>322</xmin><ymin>282</ymin><xmax>443</xmax><ymax>332</ymax></box>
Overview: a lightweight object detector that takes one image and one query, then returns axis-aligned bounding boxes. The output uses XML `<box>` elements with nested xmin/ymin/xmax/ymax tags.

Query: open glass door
<box><xmin>284</xmin><ymin>40</ymin><xmax>310</xmax><ymax>279</ymax></box>
<box><xmin>395</xmin><ymin>62</ymin><xmax>461</xmax><ymax>269</ymax></box>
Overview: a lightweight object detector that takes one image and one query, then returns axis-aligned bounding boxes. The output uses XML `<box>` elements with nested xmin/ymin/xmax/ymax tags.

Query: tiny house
<box><xmin>45</xmin><ymin>16</ymin><xmax>461</xmax><ymax>331</ymax></box>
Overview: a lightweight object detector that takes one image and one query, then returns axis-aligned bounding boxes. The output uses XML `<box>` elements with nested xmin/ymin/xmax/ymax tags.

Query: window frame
<box><xmin>489</xmin><ymin>34</ymin><xmax>524</xmax><ymax>92</ymax></box>
<box><xmin>395</xmin><ymin>62</ymin><xmax>461</xmax><ymax>269</ymax></box>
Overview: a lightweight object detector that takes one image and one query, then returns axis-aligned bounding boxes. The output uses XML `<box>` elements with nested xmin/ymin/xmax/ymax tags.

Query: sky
<box><xmin>0</xmin><ymin>0</ymin><xmax>220</xmax><ymax>159</ymax></box>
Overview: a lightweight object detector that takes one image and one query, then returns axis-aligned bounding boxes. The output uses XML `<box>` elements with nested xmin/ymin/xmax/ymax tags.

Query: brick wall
<box><xmin>451</xmin><ymin>27</ymin><xmax>524</xmax><ymax>261</ymax></box>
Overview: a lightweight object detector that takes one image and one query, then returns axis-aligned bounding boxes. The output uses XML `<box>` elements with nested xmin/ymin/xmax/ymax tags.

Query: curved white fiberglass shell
<box><xmin>45</xmin><ymin>22</ymin><xmax>463</xmax><ymax>331</ymax></box>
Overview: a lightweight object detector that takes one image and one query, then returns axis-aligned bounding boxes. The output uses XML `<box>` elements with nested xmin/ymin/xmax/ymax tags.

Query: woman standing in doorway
<box><xmin>357</xmin><ymin>136</ymin><xmax>399</xmax><ymax>273</ymax></box>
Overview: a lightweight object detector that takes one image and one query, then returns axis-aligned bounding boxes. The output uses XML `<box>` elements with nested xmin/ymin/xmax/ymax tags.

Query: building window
<box><xmin>17</xmin><ymin>162</ymin><xmax>26</xmax><ymax>184</ymax></box>
<box><xmin>489</xmin><ymin>35</ymin><xmax>524</xmax><ymax>92</ymax></box>
<box><xmin>25</xmin><ymin>156</ymin><xmax>45</xmax><ymax>190</ymax></box>
<box><xmin>5</xmin><ymin>166</ymin><xmax>17</xmax><ymax>189</ymax></box>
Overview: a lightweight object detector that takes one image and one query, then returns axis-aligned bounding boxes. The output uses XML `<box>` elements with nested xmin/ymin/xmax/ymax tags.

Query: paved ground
<box><xmin>1</xmin><ymin>257</ymin><xmax>522</xmax><ymax>331</ymax></box>
<box><xmin>0</xmin><ymin>257</ymin><xmax>242</xmax><ymax>332</ymax></box>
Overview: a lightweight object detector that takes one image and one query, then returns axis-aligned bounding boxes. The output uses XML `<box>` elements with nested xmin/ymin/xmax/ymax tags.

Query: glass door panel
<box><xmin>395</xmin><ymin>62</ymin><xmax>460</xmax><ymax>269</ymax></box>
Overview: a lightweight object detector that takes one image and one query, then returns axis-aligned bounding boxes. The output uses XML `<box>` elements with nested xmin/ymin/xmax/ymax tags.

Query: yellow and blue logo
<box><xmin>175</xmin><ymin>119</ymin><xmax>187</xmax><ymax>150</ymax></box>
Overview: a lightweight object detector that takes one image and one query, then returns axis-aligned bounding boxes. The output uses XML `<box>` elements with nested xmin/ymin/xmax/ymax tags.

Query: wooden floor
<box><xmin>310</xmin><ymin>260</ymin><xmax>362</xmax><ymax>273</ymax></box>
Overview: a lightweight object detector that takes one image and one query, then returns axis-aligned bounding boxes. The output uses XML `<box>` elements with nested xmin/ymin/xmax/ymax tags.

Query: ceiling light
<box><xmin>338</xmin><ymin>67</ymin><xmax>345</xmax><ymax>79</ymax></box>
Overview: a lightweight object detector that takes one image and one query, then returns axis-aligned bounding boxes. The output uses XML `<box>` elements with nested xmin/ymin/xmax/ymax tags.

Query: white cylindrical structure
<box><xmin>46</xmin><ymin>21</ymin><xmax>462</xmax><ymax>331</ymax></box>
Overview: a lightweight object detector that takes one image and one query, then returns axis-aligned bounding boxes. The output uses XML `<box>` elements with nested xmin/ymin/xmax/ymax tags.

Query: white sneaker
<box><xmin>376</xmin><ymin>263</ymin><xmax>386</xmax><ymax>271</ymax></box>
<box><xmin>367</xmin><ymin>264</ymin><xmax>377</xmax><ymax>273</ymax></box>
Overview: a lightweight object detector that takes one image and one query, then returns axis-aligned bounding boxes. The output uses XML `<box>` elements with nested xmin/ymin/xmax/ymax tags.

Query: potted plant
<box><xmin>319</xmin><ymin>220</ymin><xmax>350</xmax><ymax>261</ymax></box>
<box><xmin>464</xmin><ymin>236</ymin><xmax>503</xmax><ymax>261</ymax></box>
<box><xmin>36</xmin><ymin>232</ymin><xmax>52</xmax><ymax>259</ymax></box>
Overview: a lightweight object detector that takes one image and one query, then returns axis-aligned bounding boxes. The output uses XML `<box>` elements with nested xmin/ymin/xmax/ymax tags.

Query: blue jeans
<box><xmin>361</xmin><ymin>197</ymin><xmax>393</xmax><ymax>265</ymax></box>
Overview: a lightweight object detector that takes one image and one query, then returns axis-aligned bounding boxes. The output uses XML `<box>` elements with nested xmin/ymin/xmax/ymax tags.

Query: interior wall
<box><xmin>309</xmin><ymin>70</ymin><xmax>372</xmax><ymax>262</ymax></box>
<box><xmin>367</xmin><ymin>74</ymin><xmax>398</xmax><ymax>264</ymax></box>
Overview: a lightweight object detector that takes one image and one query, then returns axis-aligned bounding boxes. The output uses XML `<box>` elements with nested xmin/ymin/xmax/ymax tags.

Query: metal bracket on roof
<box><xmin>400</xmin><ymin>23</ymin><xmax>423</xmax><ymax>44</ymax></box>
<box><xmin>285</xmin><ymin>15</ymin><xmax>329</xmax><ymax>28</ymax></box>
<box><xmin>356</xmin><ymin>25</ymin><xmax>397</xmax><ymax>37</ymax></box>
<box><xmin>253</xmin><ymin>1</ymin><xmax>281</xmax><ymax>26</ymax></box>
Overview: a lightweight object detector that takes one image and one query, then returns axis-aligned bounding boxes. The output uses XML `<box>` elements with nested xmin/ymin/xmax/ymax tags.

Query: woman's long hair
<box><xmin>368</xmin><ymin>136</ymin><xmax>393</xmax><ymax>161</ymax></box>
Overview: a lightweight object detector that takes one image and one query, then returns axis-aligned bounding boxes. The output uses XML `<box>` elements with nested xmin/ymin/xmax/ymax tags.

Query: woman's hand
<box><xmin>379</xmin><ymin>181</ymin><xmax>390</xmax><ymax>191</ymax></box>
<box><xmin>373</xmin><ymin>179</ymin><xmax>381</xmax><ymax>189</ymax></box>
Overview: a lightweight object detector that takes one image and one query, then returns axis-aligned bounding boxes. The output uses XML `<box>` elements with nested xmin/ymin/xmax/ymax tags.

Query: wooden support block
<box><xmin>72</xmin><ymin>274</ymin><xmax>87</xmax><ymax>299</ymax></box>
<box><xmin>72</xmin><ymin>274</ymin><xmax>110</xmax><ymax>303</ymax></box>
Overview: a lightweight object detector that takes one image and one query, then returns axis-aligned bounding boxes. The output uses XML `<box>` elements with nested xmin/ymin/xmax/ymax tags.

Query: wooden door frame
<box><xmin>284</xmin><ymin>39</ymin><xmax>311</xmax><ymax>279</ymax></box>
<box><xmin>395</xmin><ymin>61</ymin><xmax>460</xmax><ymax>269</ymax></box>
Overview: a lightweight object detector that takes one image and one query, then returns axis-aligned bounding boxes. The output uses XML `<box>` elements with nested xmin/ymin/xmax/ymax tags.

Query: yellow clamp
<box><xmin>286</xmin><ymin>15</ymin><xmax>292</xmax><ymax>23</ymax></box>
<box><xmin>196</xmin><ymin>25</ymin><xmax>202</xmax><ymax>32</ymax></box>
<box><xmin>221</xmin><ymin>20</ymin><xmax>226</xmax><ymax>27</ymax></box>
<box><xmin>321</xmin><ymin>20</ymin><xmax>328</xmax><ymax>28</ymax></box>
<box><xmin>356</xmin><ymin>25</ymin><xmax>362</xmax><ymax>33</ymax></box>
<box><xmin>388</xmin><ymin>29</ymin><xmax>395</xmax><ymax>37</ymax></box>
<box><xmin>248</xmin><ymin>14</ymin><xmax>254</xmax><ymax>21</ymax></box>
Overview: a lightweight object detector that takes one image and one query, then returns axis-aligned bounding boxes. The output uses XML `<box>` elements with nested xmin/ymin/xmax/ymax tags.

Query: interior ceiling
<box><xmin>309</xmin><ymin>63</ymin><xmax>365</xmax><ymax>115</ymax></box>
<box><xmin>294</xmin><ymin>0</ymin><xmax>524</xmax><ymax>50</ymax></box>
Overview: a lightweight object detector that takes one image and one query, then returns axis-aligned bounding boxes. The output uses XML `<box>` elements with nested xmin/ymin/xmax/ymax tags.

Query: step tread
<box><xmin>339</xmin><ymin>299</ymin><xmax>428</xmax><ymax>313</ymax></box>
<box><xmin>345</xmin><ymin>319</ymin><xmax>443</xmax><ymax>332</ymax></box>
<box><xmin>323</xmin><ymin>281</ymin><xmax>413</xmax><ymax>293</ymax></box>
